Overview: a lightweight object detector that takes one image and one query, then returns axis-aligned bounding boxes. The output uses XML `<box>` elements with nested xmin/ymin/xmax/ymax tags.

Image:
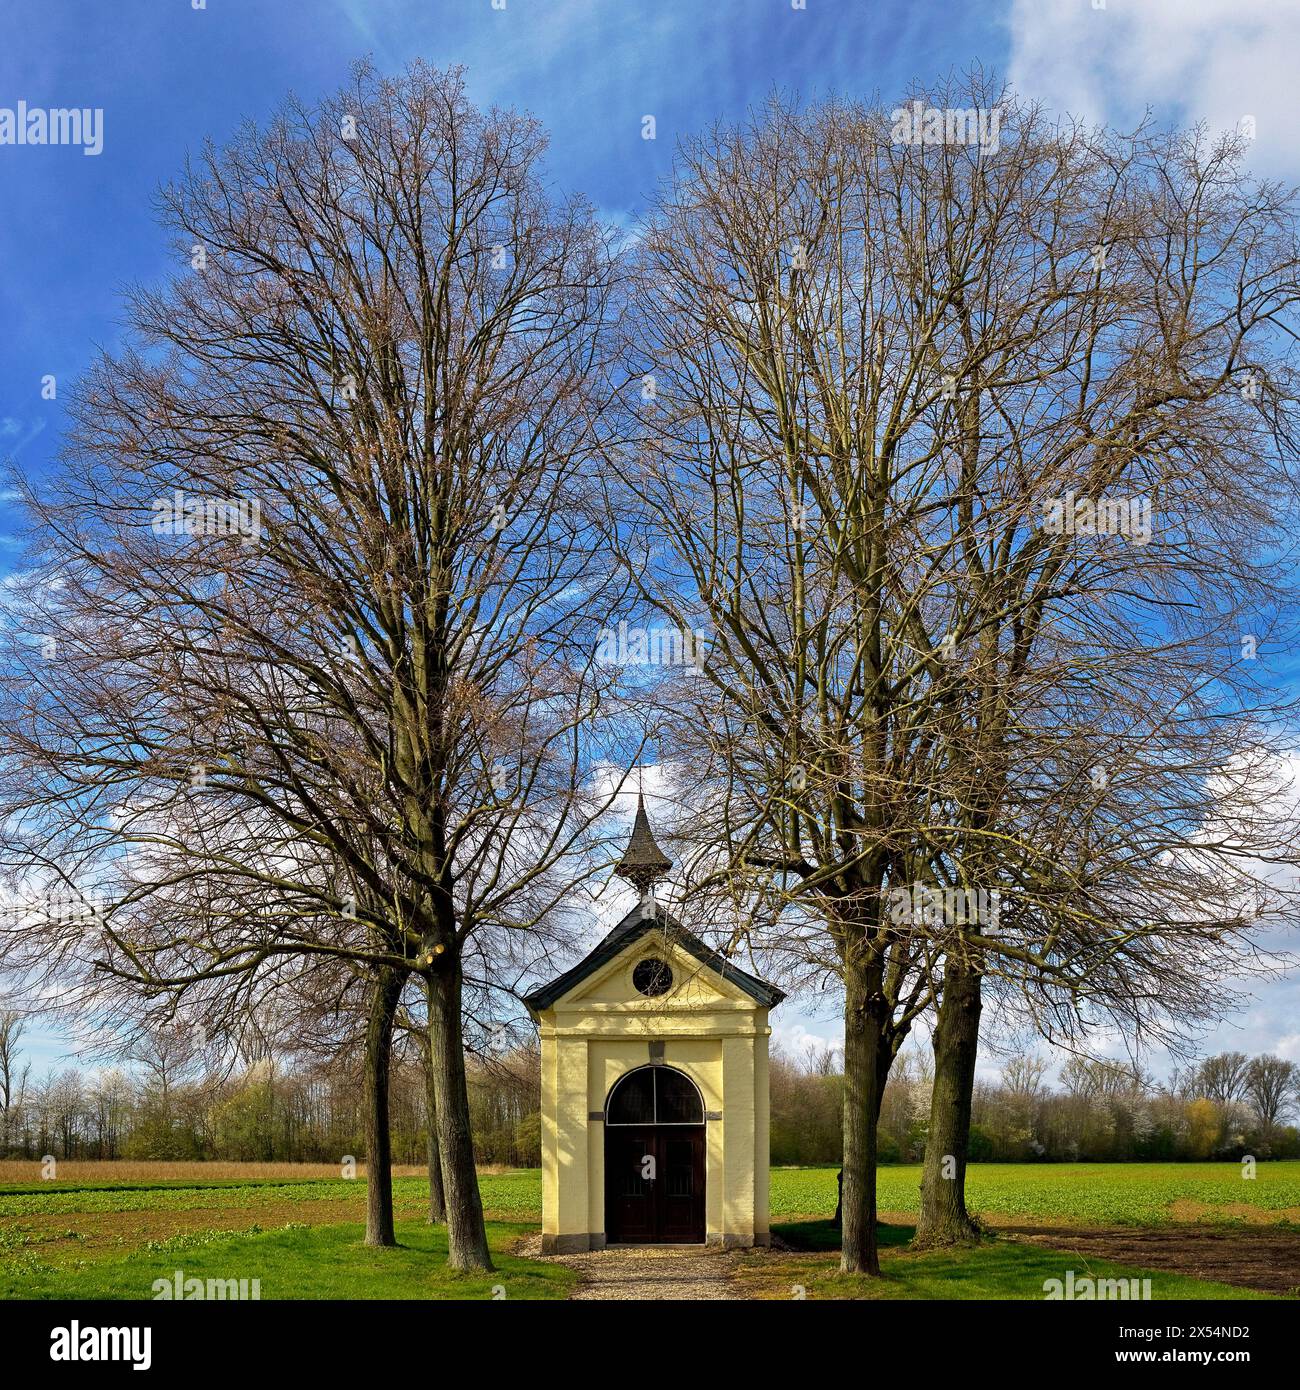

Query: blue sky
<box><xmin>3</xmin><ymin>0</ymin><xmax>1299</xmax><ymax>1079</ymax></box>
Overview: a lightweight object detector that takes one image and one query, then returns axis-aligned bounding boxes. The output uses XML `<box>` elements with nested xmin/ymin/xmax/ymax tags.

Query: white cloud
<box><xmin>772</xmin><ymin>1020</ymin><xmax>842</xmax><ymax>1058</ymax></box>
<box><xmin>1007</xmin><ymin>0</ymin><xmax>1300</xmax><ymax>176</ymax></box>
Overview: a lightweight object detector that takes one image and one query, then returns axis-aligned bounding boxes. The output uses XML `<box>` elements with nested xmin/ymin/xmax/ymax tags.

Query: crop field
<box><xmin>1</xmin><ymin>1161</ymin><xmax>1297</xmax><ymax>1300</ymax></box>
<box><xmin>788</xmin><ymin>1161</ymin><xmax>1300</xmax><ymax>1227</ymax></box>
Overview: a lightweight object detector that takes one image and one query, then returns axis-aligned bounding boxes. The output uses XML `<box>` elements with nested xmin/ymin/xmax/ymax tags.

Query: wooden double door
<box><xmin>604</xmin><ymin>1125</ymin><xmax>706</xmax><ymax>1244</ymax></box>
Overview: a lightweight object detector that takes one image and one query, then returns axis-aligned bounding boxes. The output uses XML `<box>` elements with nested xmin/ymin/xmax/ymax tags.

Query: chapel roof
<box><xmin>522</xmin><ymin>900</ymin><xmax>785</xmax><ymax>1012</ymax></box>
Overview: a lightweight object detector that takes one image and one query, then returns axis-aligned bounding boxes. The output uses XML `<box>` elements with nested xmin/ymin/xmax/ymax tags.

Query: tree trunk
<box><xmin>363</xmin><ymin>966</ymin><xmax>406</xmax><ymax>1248</ymax></box>
<box><xmin>424</xmin><ymin>1036</ymin><xmax>447</xmax><ymax>1224</ymax></box>
<box><xmin>914</xmin><ymin>959</ymin><xmax>983</xmax><ymax>1247</ymax></box>
<box><xmin>840</xmin><ymin>954</ymin><xmax>888</xmax><ymax>1275</ymax></box>
<box><xmin>426</xmin><ymin>957</ymin><xmax>492</xmax><ymax>1271</ymax></box>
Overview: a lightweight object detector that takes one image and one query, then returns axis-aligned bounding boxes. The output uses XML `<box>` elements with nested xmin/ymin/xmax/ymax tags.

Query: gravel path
<box><xmin>519</xmin><ymin>1236</ymin><xmax>752</xmax><ymax>1300</ymax></box>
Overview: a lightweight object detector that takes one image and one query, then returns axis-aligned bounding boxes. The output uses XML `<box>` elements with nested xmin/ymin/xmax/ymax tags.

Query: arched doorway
<box><xmin>603</xmin><ymin>1065</ymin><xmax>706</xmax><ymax>1244</ymax></box>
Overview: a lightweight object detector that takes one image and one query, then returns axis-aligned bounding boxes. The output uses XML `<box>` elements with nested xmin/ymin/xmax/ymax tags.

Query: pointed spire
<box><xmin>616</xmin><ymin>793</ymin><xmax>672</xmax><ymax>906</ymax></box>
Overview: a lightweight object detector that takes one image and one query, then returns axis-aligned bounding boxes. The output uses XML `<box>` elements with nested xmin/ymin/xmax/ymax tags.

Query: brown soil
<box><xmin>0</xmin><ymin>1160</ymin><xmax>444</xmax><ymax>1184</ymax></box>
<box><xmin>5</xmin><ymin>1197</ymin><xmax>373</xmax><ymax>1262</ymax></box>
<box><xmin>1167</xmin><ymin>1199</ymin><xmax>1300</xmax><ymax>1225</ymax></box>
<box><xmin>1006</xmin><ymin>1224</ymin><xmax>1300</xmax><ymax>1296</ymax></box>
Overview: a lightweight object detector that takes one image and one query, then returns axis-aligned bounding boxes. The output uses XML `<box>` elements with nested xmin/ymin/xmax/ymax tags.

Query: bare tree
<box><xmin>1244</xmin><ymin>1054</ymin><xmax>1295</xmax><ymax>1130</ymax></box>
<box><xmin>0</xmin><ymin>1009</ymin><xmax>29</xmax><ymax>1156</ymax></box>
<box><xmin>622</xmin><ymin>74</ymin><xmax>1300</xmax><ymax>1270</ymax></box>
<box><xmin>0</xmin><ymin>61</ymin><xmax>632</xmax><ymax>1271</ymax></box>
<box><xmin>1192</xmin><ymin>1051</ymin><xmax>1254</xmax><ymax>1107</ymax></box>
<box><xmin>1001</xmin><ymin>1056</ymin><xmax>1050</xmax><ymax>1103</ymax></box>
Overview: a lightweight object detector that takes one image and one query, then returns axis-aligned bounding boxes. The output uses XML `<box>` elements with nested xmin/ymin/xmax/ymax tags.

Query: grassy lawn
<box><xmin>736</xmin><ymin>1221</ymin><xmax>1279</xmax><ymax>1300</ymax></box>
<box><xmin>3</xmin><ymin>1161</ymin><xmax>1298</xmax><ymax>1300</ymax></box>
<box><xmin>0</xmin><ymin>1219</ymin><xmax>575</xmax><ymax>1301</ymax></box>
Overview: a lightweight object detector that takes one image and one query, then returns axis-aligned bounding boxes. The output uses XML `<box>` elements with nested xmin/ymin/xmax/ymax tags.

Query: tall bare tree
<box><xmin>1193</xmin><ymin>1051</ymin><xmax>1255</xmax><ymax>1107</ymax></box>
<box><xmin>0</xmin><ymin>1010</ymin><xmax>29</xmax><ymax>1155</ymax></box>
<box><xmin>0</xmin><ymin>61</ymin><xmax>631</xmax><ymax>1270</ymax></box>
<box><xmin>622</xmin><ymin>75</ymin><xmax>1300</xmax><ymax>1271</ymax></box>
<box><xmin>1244</xmin><ymin>1055</ymin><xmax>1295</xmax><ymax>1131</ymax></box>
<box><xmin>897</xmin><ymin>83</ymin><xmax>1300</xmax><ymax>1242</ymax></box>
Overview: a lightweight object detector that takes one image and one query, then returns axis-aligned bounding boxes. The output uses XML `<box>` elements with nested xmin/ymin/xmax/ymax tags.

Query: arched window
<box><xmin>605</xmin><ymin>1065</ymin><xmax>703</xmax><ymax>1125</ymax></box>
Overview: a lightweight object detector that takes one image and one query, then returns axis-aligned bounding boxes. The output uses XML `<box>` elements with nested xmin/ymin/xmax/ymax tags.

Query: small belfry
<box><xmin>614</xmin><ymin>792</ymin><xmax>673</xmax><ymax>911</ymax></box>
<box><xmin>525</xmin><ymin>794</ymin><xmax>784</xmax><ymax>1253</ymax></box>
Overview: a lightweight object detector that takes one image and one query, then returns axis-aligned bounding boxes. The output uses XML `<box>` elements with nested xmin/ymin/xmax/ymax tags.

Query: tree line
<box><xmin>8</xmin><ymin>1018</ymin><xmax>1294</xmax><ymax>1171</ymax></box>
<box><xmin>1</xmin><ymin>60</ymin><xmax>1298</xmax><ymax>1278</ymax></box>
<box><xmin>771</xmin><ymin>1046</ymin><xmax>1300</xmax><ymax>1166</ymax></box>
<box><xmin>0</xmin><ymin>1012</ymin><xmax>541</xmax><ymax>1169</ymax></box>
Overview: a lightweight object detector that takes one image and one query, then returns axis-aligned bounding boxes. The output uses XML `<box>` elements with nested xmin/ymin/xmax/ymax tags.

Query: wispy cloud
<box><xmin>0</xmin><ymin>416</ymin><xmax>46</xmax><ymax>461</ymax></box>
<box><xmin>1007</xmin><ymin>0</ymin><xmax>1300</xmax><ymax>176</ymax></box>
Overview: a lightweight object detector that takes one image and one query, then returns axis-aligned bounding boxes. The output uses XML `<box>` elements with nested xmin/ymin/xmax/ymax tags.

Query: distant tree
<box><xmin>0</xmin><ymin>1010</ymin><xmax>28</xmax><ymax>1155</ymax></box>
<box><xmin>87</xmin><ymin>1070</ymin><xmax>132</xmax><ymax>1159</ymax></box>
<box><xmin>1244</xmin><ymin>1054</ymin><xmax>1296</xmax><ymax>1130</ymax></box>
<box><xmin>770</xmin><ymin>1047</ymin><xmax>844</xmax><ymax>1165</ymax></box>
<box><xmin>1002</xmin><ymin>1056</ymin><xmax>1050</xmax><ymax>1102</ymax></box>
<box><xmin>1185</xmin><ymin>1096</ymin><xmax>1222</xmax><ymax>1158</ymax></box>
<box><xmin>1057</xmin><ymin>1059</ymin><xmax>1125</xmax><ymax>1105</ymax></box>
<box><xmin>123</xmin><ymin>1026</ymin><xmax>205</xmax><ymax>1160</ymax></box>
<box><xmin>1193</xmin><ymin>1052</ymin><xmax>1253</xmax><ymax>1107</ymax></box>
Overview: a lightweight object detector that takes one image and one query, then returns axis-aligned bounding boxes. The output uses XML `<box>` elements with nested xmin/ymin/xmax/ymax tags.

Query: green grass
<box><xmin>481</xmin><ymin>1160</ymin><xmax>1300</xmax><ymax>1228</ymax></box>
<box><xmin>740</xmin><ymin>1221</ymin><xmax>1279</xmax><ymax>1300</ymax></box>
<box><xmin>0</xmin><ymin>1172</ymin><xmax>543</xmax><ymax>1221</ymax></box>
<box><xmin>0</xmin><ymin>1220</ymin><xmax>575</xmax><ymax>1301</ymax></box>
<box><xmin>770</xmin><ymin>1161</ymin><xmax>1300</xmax><ymax>1226</ymax></box>
<box><xmin>4</xmin><ymin>1161</ymin><xmax>1297</xmax><ymax>1301</ymax></box>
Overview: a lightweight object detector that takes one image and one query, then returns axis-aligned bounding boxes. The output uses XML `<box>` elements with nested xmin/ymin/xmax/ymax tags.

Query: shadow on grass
<box><xmin>775</xmin><ymin>1219</ymin><xmax>915</xmax><ymax>1251</ymax></box>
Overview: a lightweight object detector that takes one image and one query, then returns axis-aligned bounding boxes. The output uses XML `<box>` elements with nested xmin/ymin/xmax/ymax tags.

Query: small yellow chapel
<box><xmin>525</xmin><ymin>799</ymin><xmax>784</xmax><ymax>1252</ymax></box>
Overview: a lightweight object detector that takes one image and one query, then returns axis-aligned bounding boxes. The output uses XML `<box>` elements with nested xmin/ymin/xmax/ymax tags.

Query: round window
<box><xmin>632</xmin><ymin>958</ymin><xmax>673</xmax><ymax>997</ymax></box>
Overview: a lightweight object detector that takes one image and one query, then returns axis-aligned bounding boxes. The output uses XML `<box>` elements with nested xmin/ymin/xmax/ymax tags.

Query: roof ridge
<box><xmin>523</xmin><ymin>902</ymin><xmax>785</xmax><ymax>1012</ymax></box>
